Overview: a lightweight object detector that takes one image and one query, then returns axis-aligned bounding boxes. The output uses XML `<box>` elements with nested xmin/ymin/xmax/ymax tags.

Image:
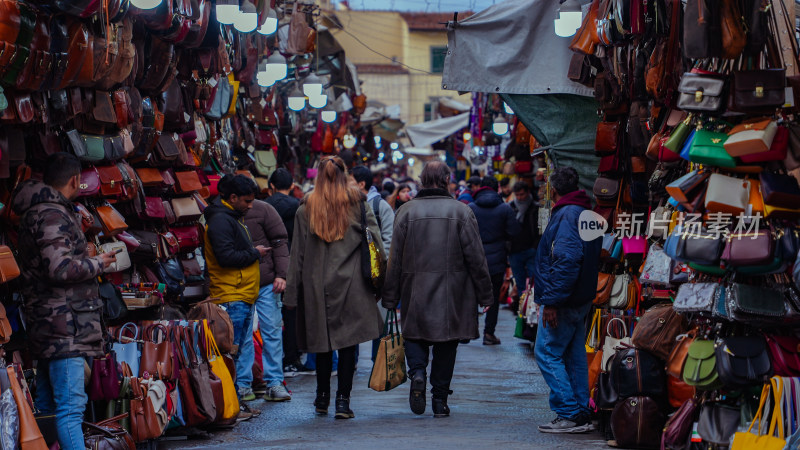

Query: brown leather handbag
<box><xmin>96</xmin><ymin>204</ymin><xmax>128</xmax><ymax>236</ymax></box>
<box><xmin>720</xmin><ymin>0</ymin><xmax>746</xmax><ymax>59</ymax></box>
<box><xmin>667</xmin><ymin>374</ymin><xmax>695</xmax><ymax>408</ymax></box>
<box><xmin>666</xmin><ymin>330</ymin><xmax>696</xmax><ymax>377</ymax></box>
<box><xmin>187</xmin><ymin>299</ymin><xmax>235</xmax><ymax>355</ymax></box>
<box><xmin>175</xmin><ymin>171</ymin><xmax>202</xmax><ymax>194</ymax></box>
<box><xmin>171</xmin><ymin>197</ymin><xmax>202</xmax><ymax>222</ymax></box>
<box><xmin>594</xmin><ymin>272</ymin><xmax>615</xmax><ymax>305</ymax></box>
<box><xmin>57</xmin><ymin>20</ymin><xmax>90</xmax><ymax>89</ymax></box>
<box><xmin>129</xmin><ymin>378</ymin><xmax>160</xmax><ymax>443</ymax></box>
<box><xmin>568</xmin><ymin>0</ymin><xmax>599</xmax><ymax>55</ymax></box>
<box><xmin>610</xmin><ymin>396</ymin><xmax>666</xmax><ymax>449</ymax></box>
<box><xmin>135</xmin><ymin>168</ymin><xmax>164</xmax><ymax>187</ymax></box>
<box><xmin>82</xmin><ymin>414</ymin><xmax>135</xmax><ymax>450</ymax></box>
<box><xmin>0</xmin><ymin>303</ymin><xmax>13</xmax><ymax>343</ymax></box>
<box><xmin>175</xmin><ymin>326</ymin><xmax>209</xmax><ymax>427</ymax></box>
<box><xmin>631</xmin><ymin>302</ymin><xmax>689</xmax><ymax>360</ymax></box>
<box><xmin>9</xmin><ymin>366</ymin><xmax>48</xmax><ymax>450</ymax></box>
<box><xmin>0</xmin><ymin>245</ymin><xmax>20</xmax><ymax>284</ymax></box>
<box><xmin>595</xmin><ymin>121</ymin><xmax>620</xmax><ymax>156</ymax></box>
<box><xmin>15</xmin><ymin>13</ymin><xmax>50</xmax><ymax>92</ymax></box>
<box><xmin>139</xmin><ymin>324</ymin><xmax>174</xmax><ymax>380</ymax></box>
<box><xmin>97</xmin><ymin>165</ymin><xmax>124</xmax><ymax>197</ymax></box>
<box><xmin>186</xmin><ymin>325</ymin><xmax>216</xmax><ymax>423</ymax></box>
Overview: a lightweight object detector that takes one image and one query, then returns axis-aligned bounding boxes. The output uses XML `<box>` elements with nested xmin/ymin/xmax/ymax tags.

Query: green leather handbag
<box><xmin>80</xmin><ymin>134</ymin><xmax>107</xmax><ymax>163</ymax></box>
<box><xmin>663</xmin><ymin>118</ymin><xmax>693</xmax><ymax>152</ymax></box>
<box><xmin>682</xmin><ymin>339</ymin><xmax>723</xmax><ymax>390</ymax></box>
<box><xmin>689</xmin><ymin>129</ymin><xmax>736</xmax><ymax>167</ymax></box>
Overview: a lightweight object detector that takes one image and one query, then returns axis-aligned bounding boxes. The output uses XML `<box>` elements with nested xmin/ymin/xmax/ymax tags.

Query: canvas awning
<box><xmin>405</xmin><ymin>112</ymin><xmax>470</xmax><ymax>148</ymax></box>
<box><xmin>442</xmin><ymin>0</ymin><xmax>593</xmax><ymax>96</ymax></box>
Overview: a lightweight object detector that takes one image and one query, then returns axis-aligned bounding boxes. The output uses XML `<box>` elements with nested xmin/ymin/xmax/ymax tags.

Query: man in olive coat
<box><xmin>383</xmin><ymin>161</ymin><xmax>493</xmax><ymax>418</ymax></box>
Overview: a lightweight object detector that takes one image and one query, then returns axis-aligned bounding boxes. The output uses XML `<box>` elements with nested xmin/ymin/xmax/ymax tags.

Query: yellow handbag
<box><xmin>225</xmin><ymin>73</ymin><xmax>240</xmax><ymax>118</ymax></box>
<box><xmin>585</xmin><ymin>309</ymin><xmax>602</xmax><ymax>353</ymax></box>
<box><xmin>204</xmin><ymin>319</ymin><xmax>239</xmax><ymax>420</ymax></box>
<box><xmin>732</xmin><ymin>378</ymin><xmax>785</xmax><ymax>450</ymax></box>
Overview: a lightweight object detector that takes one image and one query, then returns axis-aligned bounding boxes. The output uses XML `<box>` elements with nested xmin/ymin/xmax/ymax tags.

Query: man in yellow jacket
<box><xmin>204</xmin><ymin>175</ymin><xmax>269</xmax><ymax>413</ymax></box>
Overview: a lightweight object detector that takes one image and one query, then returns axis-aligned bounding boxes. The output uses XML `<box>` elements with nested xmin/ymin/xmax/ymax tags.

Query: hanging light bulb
<box><xmin>321</xmin><ymin>104</ymin><xmax>337</xmax><ymax>123</ymax></box>
<box><xmin>257</xmin><ymin>7</ymin><xmax>279</xmax><ymax>35</ymax></box>
<box><xmin>265</xmin><ymin>52</ymin><xmax>287</xmax><ymax>82</ymax></box>
<box><xmin>493</xmin><ymin>117</ymin><xmax>509</xmax><ymax>135</ymax></box>
<box><xmin>131</xmin><ymin>0</ymin><xmax>162</xmax><ymax>9</ymax></box>
<box><xmin>390</xmin><ymin>142</ymin><xmax>399</xmax><ymax>150</ymax></box>
<box><xmin>374</xmin><ymin>136</ymin><xmax>382</xmax><ymax>149</ymax></box>
<box><xmin>503</xmin><ymin>102</ymin><xmax>514</xmax><ymax>114</ymax></box>
<box><xmin>343</xmin><ymin>133</ymin><xmax>357</xmax><ymax>149</ymax></box>
<box><xmin>308</xmin><ymin>93</ymin><xmax>327</xmax><ymax>109</ymax></box>
<box><xmin>216</xmin><ymin>0</ymin><xmax>239</xmax><ymax>25</ymax></box>
<box><xmin>302</xmin><ymin>73</ymin><xmax>323</xmax><ymax>97</ymax></box>
<box><xmin>554</xmin><ymin>0</ymin><xmax>582</xmax><ymax>37</ymax></box>
<box><xmin>234</xmin><ymin>1</ymin><xmax>258</xmax><ymax>33</ymax></box>
<box><xmin>287</xmin><ymin>86</ymin><xmax>306</xmax><ymax>111</ymax></box>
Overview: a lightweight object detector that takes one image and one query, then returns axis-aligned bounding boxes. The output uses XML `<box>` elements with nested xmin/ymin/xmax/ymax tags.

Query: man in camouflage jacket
<box><xmin>12</xmin><ymin>153</ymin><xmax>114</xmax><ymax>450</ymax></box>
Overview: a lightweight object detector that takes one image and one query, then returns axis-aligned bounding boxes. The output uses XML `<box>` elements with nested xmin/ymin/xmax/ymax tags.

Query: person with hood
<box><xmin>204</xmin><ymin>174</ymin><xmax>270</xmax><ymax>419</ymax></box>
<box><xmin>383</xmin><ymin>161</ymin><xmax>493</xmax><ymax>418</ymax></box>
<box><xmin>457</xmin><ymin>175</ymin><xmax>482</xmax><ymax>204</ymax></box>
<box><xmin>508</xmin><ymin>181</ymin><xmax>540</xmax><ymax>304</ymax></box>
<box><xmin>284</xmin><ymin>156</ymin><xmax>384</xmax><ymax>420</ymax></box>
<box><xmin>13</xmin><ymin>153</ymin><xmax>116</xmax><ymax>450</ymax></box>
<box><xmin>468</xmin><ymin>176</ymin><xmax>521</xmax><ymax>345</ymax></box>
<box><xmin>533</xmin><ymin>167</ymin><xmax>601</xmax><ymax>434</ymax></box>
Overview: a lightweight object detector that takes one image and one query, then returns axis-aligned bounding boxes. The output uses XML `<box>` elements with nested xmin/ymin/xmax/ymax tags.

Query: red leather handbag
<box><xmin>171</xmin><ymin>225</ymin><xmax>201</xmax><ymax>251</ymax></box>
<box><xmin>765</xmin><ymin>334</ymin><xmax>800</xmax><ymax>376</ymax></box>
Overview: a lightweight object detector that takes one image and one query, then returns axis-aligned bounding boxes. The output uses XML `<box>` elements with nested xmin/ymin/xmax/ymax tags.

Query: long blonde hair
<box><xmin>306</xmin><ymin>156</ymin><xmax>362</xmax><ymax>242</ymax></box>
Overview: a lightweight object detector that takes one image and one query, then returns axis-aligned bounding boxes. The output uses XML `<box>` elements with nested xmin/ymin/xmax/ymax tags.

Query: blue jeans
<box><xmin>224</xmin><ymin>301</ymin><xmax>254</xmax><ymax>395</ymax></box>
<box><xmin>35</xmin><ymin>357</ymin><xmax>87</xmax><ymax>450</ymax></box>
<box><xmin>509</xmin><ymin>248</ymin><xmax>536</xmax><ymax>292</ymax></box>
<box><xmin>255</xmin><ymin>285</ymin><xmax>284</xmax><ymax>387</ymax></box>
<box><xmin>534</xmin><ymin>302</ymin><xmax>592</xmax><ymax>420</ymax></box>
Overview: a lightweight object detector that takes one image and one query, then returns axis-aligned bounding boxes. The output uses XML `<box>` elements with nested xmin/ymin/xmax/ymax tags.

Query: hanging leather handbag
<box><xmin>156</xmin><ymin>258</ymin><xmax>185</xmax><ymax>297</ymax></box>
<box><xmin>95</xmin><ymin>204</ymin><xmax>128</xmax><ymax>236</ymax></box>
<box><xmin>676</xmin><ymin>228</ymin><xmax>725</xmax><ymax>266</ymax></box>
<box><xmin>82</xmin><ymin>414</ymin><xmax>135</xmax><ymax>450</ymax></box>
<box><xmin>88</xmin><ymin>353</ymin><xmax>121</xmax><ymax>401</ymax></box>
<box><xmin>112</xmin><ymin>322</ymin><xmax>140</xmax><ymax>376</ymax></box>
<box><xmin>726</xmin><ymin>283</ymin><xmax>786</xmax><ymax>323</ymax></box>
<box><xmin>639</xmin><ymin>244</ymin><xmax>672</xmax><ymax>286</ymax></box>
<box><xmin>8</xmin><ymin>365</ymin><xmax>48</xmax><ymax>450</ymax></box>
<box><xmin>593</xmin><ymin>177</ymin><xmax>620</xmax><ymax>206</ymax></box>
<box><xmin>171</xmin><ymin>225</ymin><xmax>201</xmax><ymax>251</ymax></box>
<box><xmin>663</xmin><ymin>116</ymin><xmax>692</xmax><ymax>153</ymax></box>
<box><xmin>729</xmin><ymin>69</ymin><xmax>786</xmax><ymax>113</ymax></box>
<box><xmin>714</xmin><ymin>335</ymin><xmax>772</xmax><ymax>387</ymax></box>
<box><xmin>760</xmin><ymin>171</ymin><xmax>800</xmax><ymax>208</ymax></box>
<box><xmin>765</xmin><ymin>335</ymin><xmax>800</xmax><ymax>376</ymax></box>
<box><xmin>666</xmin><ymin>374</ymin><xmax>695</xmax><ymax>409</ymax></box>
<box><xmin>689</xmin><ymin>129</ymin><xmax>735</xmax><ymax>167</ymax></box>
<box><xmin>683</xmin><ymin>0</ymin><xmax>720</xmax><ymax>58</ymax></box>
<box><xmin>631</xmin><ymin>302</ymin><xmax>688</xmax><ymax>360</ymax></box>
<box><xmin>697</xmin><ymin>402</ymin><xmax>742</xmax><ymax>448</ymax></box>
<box><xmin>98</xmin><ymin>278</ymin><xmax>127</xmax><ymax>321</ymax></box>
<box><xmin>786</xmin><ymin>124</ymin><xmax>800</xmax><ymax>170</ymax></box>
<box><xmin>185</xmin><ymin>325</ymin><xmax>216</xmax><ymax>423</ymax></box>
<box><xmin>602</xmin><ymin>318</ymin><xmax>631</xmax><ymax>371</ymax></box>
<box><xmin>595</xmin><ymin>121</ymin><xmax>621</xmax><ymax>156</ymax></box>
<box><xmin>665</xmin><ymin>170</ymin><xmax>709</xmax><ymax>203</ymax></box>
<box><xmin>704</xmin><ymin>173</ymin><xmax>750</xmax><ymax>215</ymax></box>
<box><xmin>187</xmin><ymin>300</ymin><xmax>235</xmax><ymax>355</ymax></box>
<box><xmin>129</xmin><ymin>377</ymin><xmax>159</xmax><ymax>442</ymax></box>
<box><xmin>69</xmin><ymin>132</ymin><xmax>103</xmax><ymax>162</ymax></box>
<box><xmin>135</xmin><ymin>167</ymin><xmax>164</xmax><ymax>187</ymax></box>
<box><xmin>720</xmin><ymin>0</ymin><xmax>746</xmax><ymax>59</ymax></box>
<box><xmin>673</xmin><ymin>282</ymin><xmax>717</xmax><ymax>313</ymax></box>
<box><xmin>683</xmin><ymin>339</ymin><xmax>723</xmax><ymax>390</ymax></box>
<box><xmin>677</xmin><ymin>73</ymin><xmax>726</xmax><ymax>113</ymax></box>
<box><xmin>610</xmin><ymin>347</ymin><xmax>665</xmax><ymax>399</ymax></box>
<box><xmin>741</xmin><ymin>125</ymin><xmax>789</xmax><ymax>163</ymax></box>
<box><xmin>661</xmin><ymin>396</ymin><xmax>700</xmax><ymax>450</ymax></box>
<box><xmin>594</xmin><ymin>272</ymin><xmax>615</xmax><ymax>305</ymax></box>
<box><xmin>99</xmin><ymin>240</ymin><xmax>131</xmax><ymax>273</ymax></box>
<box><xmin>175</xmin><ymin>327</ymin><xmax>207</xmax><ymax>427</ymax></box>
<box><xmin>155</xmin><ymin>133</ymin><xmax>180</xmax><ymax>162</ymax></box>
<box><xmin>140</xmin><ymin>197</ymin><xmax>166</xmax><ymax>220</ymax></box>
<box><xmin>78</xmin><ymin>168</ymin><xmax>101</xmax><ymax>197</ymax></box>
<box><xmin>171</xmin><ymin>197</ymin><xmax>202</xmax><ymax>222</ymax></box>
<box><xmin>610</xmin><ymin>396</ymin><xmax>666</xmax><ymax>450</ymax></box>
<box><xmin>97</xmin><ymin>165</ymin><xmax>124</xmax><ymax>197</ymax></box>
<box><xmin>721</xmin><ymin>230</ymin><xmax>774</xmax><ymax>267</ymax></box>
<box><xmin>609</xmin><ymin>272</ymin><xmax>630</xmax><ymax>309</ymax></box>
<box><xmin>175</xmin><ymin>171</ymin><xmax>202</xmax><ymax>194</ymax></box>
<box><xmin>568</xmin><ymin>0</ymin><xmax>600</xmax><ymax>55</ymax></box>
<box><xmin>140</xmin><ymin>324</ymin><xmax>173</xmax><ymax>380</ymax></box>
<box><xmin>724</xmin><ymin>119</ymin><xmax>779</xmax><ymax>156</ymax></box>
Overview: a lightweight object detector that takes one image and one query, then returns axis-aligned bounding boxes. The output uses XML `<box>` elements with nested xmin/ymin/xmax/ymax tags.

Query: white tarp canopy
<box><xmin>405</xmin><ymin>112</ymin><xmax>470</xmax><ymax>148</ymax></box>
<box><xmin>442</xmin><ymin>0</ymin><xmax>593</xmax><ymax>96</ymax></box>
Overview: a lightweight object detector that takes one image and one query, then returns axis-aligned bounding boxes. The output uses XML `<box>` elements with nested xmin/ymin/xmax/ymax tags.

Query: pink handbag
<box><xmin>79</xmin><ymin>168</ymin><xmax>101</xmax><ymax>197</ymax></box>
<box><xmin>622</xmin><ymin>236</ymin><xmax>646</xmax><ymax>255</ymax></box>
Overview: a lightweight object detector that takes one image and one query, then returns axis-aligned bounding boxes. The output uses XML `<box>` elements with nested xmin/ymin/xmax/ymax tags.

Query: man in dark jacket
<box><xmin>244</xmin><ymin>199</ymin><xmax>291</xmax><ymax>402</ymax></box>
<box><xmin>456</xmin><ymin>175</ymin><xmax>481</xmax><ymax>204</ymax></box>
<box><xmin>383</xmin><ymin>162</ymin><xmax>493</xmax><ymax>418</ymax></box>
<box><xmin>469</xmin><ymin>176</ymin><xmax>521</xmax><ymax>345</ymax></box>
<box><xmin>533</xmin><ymin>167</ymin><xmax>601</xmax><ymax>434</ymax></box>
<box><xmin>204</xmin><ymin>175</ymin><xmax>269</xmax><ymax>419</ymax></box>
<box><xmin>265</xmin><ymin>168</ymin><xmax>304</xmax><ymax>374</ymax></box>
<box><xmin>509</xmin><ymin>182</ymin><xmax>539</xmax><ymax>300</ymax></box>
<box><xmin>14</xmin><ymin>153</ymin><xmax>116</xmax><ymax>450</ymax></box>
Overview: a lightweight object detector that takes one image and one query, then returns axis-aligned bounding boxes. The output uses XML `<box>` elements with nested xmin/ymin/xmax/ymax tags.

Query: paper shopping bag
<box><xmin>368</xmin><ymin>309</ymin><xmax>407</xmax><ymax>392</ymax></box>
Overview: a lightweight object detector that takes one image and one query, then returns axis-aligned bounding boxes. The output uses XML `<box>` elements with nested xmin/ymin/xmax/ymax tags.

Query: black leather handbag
<box><xmin>714</xmin><ymin>336</ymin><xmax>772</xmax><ymax>387</ymax></box>
<box><xmin>610</xmin><ymin>347</ymin><xmax>666</xmax><ymax>400</ymax></box>
<box><xmin>596</xmin><ymin>371</ymin><xmax>618</xmax><ymax>410</ymax></box>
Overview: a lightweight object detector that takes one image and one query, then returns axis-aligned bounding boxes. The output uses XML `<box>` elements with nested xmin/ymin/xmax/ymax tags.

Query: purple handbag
<box><xmin>622</xmin><ymin>236</ymin><xmax>646</xmax><ymax>255</ymax></box>
<box><xmin>79</xmin><ymin>168</ymin><xmax>101</xmax><ymax>197</ymax></box>
<box><xmin>88</xmin><ymin>352</ymin><xmax>121</xmax><ymax>401</ymax></box>
<box><xmin>140</xmin><ymin>196</ymin><xmax>166</xmax><ymax>220</ymax></box>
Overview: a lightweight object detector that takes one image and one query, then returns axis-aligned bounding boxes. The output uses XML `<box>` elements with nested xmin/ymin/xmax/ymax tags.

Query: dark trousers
<box><xmin>316</xmin><ymin>345</ymin><xmax>357</xmax><ymax>397</ymax></box>
<box><xmin>281</xmin><ymin>305</ymin><xmax>300</xmax><ymax>366</ymax></box>
<box><xmin>484</xmin><ymin>272</ymin><xmax>505</xmax><ymax>335</ymax></box>
<box><xmin>404</xmin><ymin>339</ymin><xmax>459</xmax><ymax>399</ymax></box>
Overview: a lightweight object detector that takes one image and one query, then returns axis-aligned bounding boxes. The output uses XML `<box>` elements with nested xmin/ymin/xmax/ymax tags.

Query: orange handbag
<box><xmin>9</xmin><ymin>366</ymin><xmax>48</xmax><ymax>450</ymax></box>
<box><xmin>175</xmin><ymin>171</ymin><xmax>203</xmax><ymax>194</ymax></box>
<box><xmin>0</xmin><ymin>245</ymin><xmax>20</xmax><ymax>284</ymax></box>
<box><xmin>568</xmin><ymin>0</ymin><xmax>600</xmax><ymax>55</ymax></box>
<box><xmin>95</xmin><ymin>204</ymin><xmax>128</xmax><ymax>236</ymax></box>
<box><xmin>135</xmin><ymin>168</ymin><xmax>164</xmax><ymax>187</ymax></box>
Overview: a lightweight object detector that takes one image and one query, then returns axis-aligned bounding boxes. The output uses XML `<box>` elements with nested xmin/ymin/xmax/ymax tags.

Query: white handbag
<box><xmin>704</xmin><ymin>173</ymin><xmax>751</xmax><ymax>215</ymax></box>
<box><xmin>601</xmin><ymin>317</ymin><xmax>632</xmax><ymax>371</ymax></box>
<box><xmin>609</xmin><ymin>273</ymin><xmax>630</xmax><ymax>309</ymax></box>
<box><xmin>723</xmin><ymin>119</ymin><xmax>778</xmax><ymax>156</ymax></box>
<box><xmin>100</xmin><ymin>240</ymin><xmax>131</xmax><ymax>273</ymax></box>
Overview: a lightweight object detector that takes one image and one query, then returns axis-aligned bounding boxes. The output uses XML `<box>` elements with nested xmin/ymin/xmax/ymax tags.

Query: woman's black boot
<box><xmin>334</xmin><ymin>394</ymin><xmax>354</xmax><ymax>419</ymax></box>
<box><xmin>314</xmin><ymin>391</ymin><xmax>330</xmax><ymax>415</ymax></box>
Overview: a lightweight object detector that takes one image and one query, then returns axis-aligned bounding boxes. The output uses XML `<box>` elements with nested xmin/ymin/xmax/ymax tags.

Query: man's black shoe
<box><xmin>432</xmin><ymin>397</ymin><xmax>450</xmax><ymax>418</ymax></box>
<box><xmin>409</xmin><ymin>375</ymin><xmax>426</xmax><ymax>415</ymax></box>
<box><xmin>483</xmin><ymin>333</ymin><xmax>501</xmax><ymax>345</ymax></box>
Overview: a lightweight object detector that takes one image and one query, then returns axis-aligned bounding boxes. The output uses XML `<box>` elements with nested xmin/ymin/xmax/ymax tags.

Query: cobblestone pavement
<box><xmin>163</xmin><ymin>308</ymin><xmax>609</xmax><ymax>449</ymax></box>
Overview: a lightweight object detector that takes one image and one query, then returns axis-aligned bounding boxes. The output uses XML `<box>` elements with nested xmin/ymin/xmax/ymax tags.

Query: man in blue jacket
<box><xmin>533</xmin><ymin>167</ymin><xmax>601</xmax><ymax>434</ymax></box>
<box><xmin>469</xmin><ymin>176</ymin><xmax>520</xmax><ymax>345</ymax></box>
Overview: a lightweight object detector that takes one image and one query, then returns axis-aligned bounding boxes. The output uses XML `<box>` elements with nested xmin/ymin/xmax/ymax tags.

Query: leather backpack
<box><xmin>631</xmin><ymin>303</ymin><xmax>689</xmax><ymax>360</ymax></box>
<box><xmin>611</xmin><ymin>396</ymin><xmax>666</xmax><ymax>449</ymax></box>
<box><xmin>187</xmin><ymin>298</ymin><xmax>235</xmax><ymax>355</ymax></box>
<box><xmin>610</xmin><ymin>347</ymin><xmax>666</xmax><ymax>399</ymax></box>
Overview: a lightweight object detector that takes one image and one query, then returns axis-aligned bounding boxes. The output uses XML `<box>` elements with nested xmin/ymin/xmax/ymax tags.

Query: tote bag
<box><xmin>204</xmin><ymin>320</ymin><xmax>239</xmax><ymax>420</ymax></box>
<box><xmin>368</xmin><ymin>309</ymin><xmax>407</xmax><ymax>392</ymax></box>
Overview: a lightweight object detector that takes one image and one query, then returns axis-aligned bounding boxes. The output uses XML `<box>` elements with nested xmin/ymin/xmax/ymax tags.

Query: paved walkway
<box><xmin>164</xmin><ymin>308</ymin><xmax>608</xmax><ymax>449</ymax></box>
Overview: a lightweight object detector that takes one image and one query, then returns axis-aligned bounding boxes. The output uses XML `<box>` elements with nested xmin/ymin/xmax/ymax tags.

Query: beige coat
<box><xmin>284</xmin><ymin>201</ymin><xmax>385</xmax><ymax>353</ymax></box>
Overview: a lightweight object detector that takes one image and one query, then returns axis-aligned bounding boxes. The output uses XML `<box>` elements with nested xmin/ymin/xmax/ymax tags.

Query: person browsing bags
<box><xmin>203</xmin><ymin>174</ymin><xmax>270</xmax><ymax>420</ymax></box>
<box><xmin>284</xmin><ymin>156</ymin><xmax>385</xmax><ymax>419</ymax></box>
<box><xmin>13</xmin><ymin>153</ymin><xmax>117</xmax><ymax>450</ymax></box>
<box><xmin>533</xmin><ymin>167</ymin><xmax>601</xmax><ymax>434</ymax></box>
<box><xmin>382</xmin><ymin>161</ymin><xmax>493</xmax><ymax>418</ymax></box>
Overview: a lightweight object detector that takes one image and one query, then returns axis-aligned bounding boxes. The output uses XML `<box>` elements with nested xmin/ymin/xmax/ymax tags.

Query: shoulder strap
<box><xmin>371</xmin><ymin>196</ymin><xmax>382</xmax><ymax>230</ymax></box>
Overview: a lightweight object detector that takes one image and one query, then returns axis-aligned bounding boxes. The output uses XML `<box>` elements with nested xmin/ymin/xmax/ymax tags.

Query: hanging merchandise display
<box><xmin>566</xmin><ymin>0</ymin><xmax>800</xmax><ymax>446</ymax></box>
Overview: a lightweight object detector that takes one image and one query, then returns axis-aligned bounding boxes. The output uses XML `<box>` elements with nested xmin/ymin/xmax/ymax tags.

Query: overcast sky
<box><xmin>338</xmin><ymin>0</ymin><xmax>499</xmax><ymax>13</ymax></box>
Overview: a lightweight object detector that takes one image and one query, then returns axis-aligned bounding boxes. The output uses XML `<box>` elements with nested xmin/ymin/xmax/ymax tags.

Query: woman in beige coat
<box><xmin>284</xmin><ymin>156</ymin><xmax>384</xmax><ymax>419</ymax></box>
